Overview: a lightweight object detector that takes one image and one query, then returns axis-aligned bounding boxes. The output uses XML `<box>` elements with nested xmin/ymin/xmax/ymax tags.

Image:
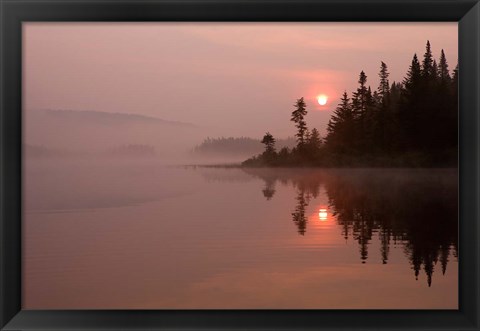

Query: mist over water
<box><xmin>23</xmin><ymin>158</ymin><xmax>458</xmax><ymax>309</ymax></box>
<box><xmin>22</xmin><ymin>22</ymin><xmax>459</xmax><ymax>310</ymax></box>
<box><xmin>23</xmin><ymin>109</ymin><xmax>261</xmax><ymax>165</ymax></box>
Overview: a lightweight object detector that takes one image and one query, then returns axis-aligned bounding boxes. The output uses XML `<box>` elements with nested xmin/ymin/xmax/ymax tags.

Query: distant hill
<box><xmin>36</xmin><ymin>109</ymin><xmax>196</xmax><ymax>128</ymax></box>
<box><xmin>24</xmin><ymin>109</ymin><xmax>202</xmax><ymax>159</ymax></box>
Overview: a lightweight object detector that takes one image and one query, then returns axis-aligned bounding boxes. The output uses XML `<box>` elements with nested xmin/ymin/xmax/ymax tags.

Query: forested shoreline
<box><xmin>192</xmin><ymin>137</ymin><xmax>296</xmax><ymax>157</ymax></box>
<box><xmin>243</xmin><ymin>41</ymin><xmax>458</xmax><ymax>168</ymax></box>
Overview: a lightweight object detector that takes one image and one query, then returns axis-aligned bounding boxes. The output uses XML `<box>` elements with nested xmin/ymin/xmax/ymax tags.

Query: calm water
<box><xmin>23</xmin><ymin>160</ymin><xmax>458</xmax><ymax>309</ymax></box>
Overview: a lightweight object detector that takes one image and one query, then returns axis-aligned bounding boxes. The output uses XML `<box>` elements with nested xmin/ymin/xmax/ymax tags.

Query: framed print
<box><xmin>1</xmin><ymin>0</ymin><xmax>479</xmax><ymax>330</ymax></box>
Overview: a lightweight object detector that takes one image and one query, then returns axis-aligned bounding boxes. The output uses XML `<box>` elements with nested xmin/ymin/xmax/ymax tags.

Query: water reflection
<box><xmin>262</xmin><ymin>178</ymin><xmax>276</xmax><ymax>201</ymax></box>
<box><xmin>243</xmin><ymin>168</ymin><xmax>458</xmax><ymax>287</ymax></box>
<box><xmin>318</xmin><ymin>208</ymin><xmax>328</xmax><ymax>221</ymax></box>
<box><xmin>24</xmin><ymin>164</ymin><xmax>458</xmax><ymax>308</ymax></box>
<box><xmin>292</xmin><ymin>188</ymin><xmax>308</xmax><ymax>235</ymax></box>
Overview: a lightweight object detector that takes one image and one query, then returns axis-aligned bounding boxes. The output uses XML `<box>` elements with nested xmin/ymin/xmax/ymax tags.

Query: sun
<box><xmin>317</xmin><ymin>95</ymin><xmax>328</xmax><ymax>106</ymax></box>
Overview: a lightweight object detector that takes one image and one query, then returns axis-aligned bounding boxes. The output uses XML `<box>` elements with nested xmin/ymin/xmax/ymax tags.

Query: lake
<box><xmin>23</xmin><ymin>160</ymin><xmax>458</xmax><ymax>309</ymax></box>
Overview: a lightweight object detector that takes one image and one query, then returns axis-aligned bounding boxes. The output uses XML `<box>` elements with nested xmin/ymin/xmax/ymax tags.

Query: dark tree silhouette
<box><xmin>291</xmin><ymin>97</ymin><xmax>308</xmax><ymax>148</ymax></box>
<box><xmin>375</xmin><ymin>62</ymin><xmax>393</xmax><ymax>154</ymax></box>
<box><xmin>399</xmin><ymin>53</ymin><xmax>422</xmax><ymax>152</ymax></box>
<box><xmin>351</xmin><ymin>71</ymin><xmax>376</xmax><ymax>154</ymax></box>
<box><xmin>452</xmin><ymin>63</ymin><xmax>459</xmax><ymax>85</ymax></box>
<box><xmin>292</xmin><ymin>188</ymin><xmax>309</xmax><ymax>235</ymax></box>
<box><xmin>404</xmin><ymin>54</ymin><xmax>422</xmax><ymax>92</ymax></box>
<box><xmin>261</xmin><ymin>132</ymin><xmax>276</xmax><ymax>154</ymax></box>
<box><xmin>308</xmin><ymin>128</ymin><xmax>321</xmax><ymax>148</ymax></box>
<box><xmin>378</xmin><ymin>61</ymin><xmax>390</xmax><ymax>99</ymax></box>
<box><xmin>432</xmin><ymin>59</ymin><xmax>439</xmax><ymax>81</ymax></box>
<box><xmin>352</xmin><ymin>71</ymin><xmax>369</xmax><ymax>120</ymax></box>
<box><xmin>306</xmin><ymin>127</ymin><xmax>322</xmax><ymax>161</ymax></box>
<box><xmin>421</xmin><ymin>40</ymin><xmax>435</xmax><ymax>80</ymax></box>
<box><xmin>244</xmin><ymin>168</ymin><xmax>458</xmax><ymax>286</ymax></box>
<box><xmin>193</xmin><ymin>136</ymin><xmax>295</xmax><ymax>157</ymax></box>
<box><xmin>325</xmin><ymin>92</ymin><xmax>355</xmax><ymax>158</ymax></box>
<box><xmin>438</xmin><ymin>50</ymin><xmax>451</xmax><ymax>82</ymax></box>
<box><xmin>243</xmin><ymin>40</ymin><xmax>458</xmax><ymax>168</ymax></box>
<box><xmin>262</xmin><ymin>178</ymin><xmax>276</xmax><ymax>200</ymax></box>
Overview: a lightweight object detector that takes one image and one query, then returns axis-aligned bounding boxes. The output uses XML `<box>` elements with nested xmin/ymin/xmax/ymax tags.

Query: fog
<box><xmin>24</xmin><ymin>109</ymin><xmax>251</xmax><ymax>164</ymax></box>
<box><xmin>23</xmin><ymin>23</ymin><xmax>459</xmax><ymax>309</ymax></box>
<box><xmin>23</xmin><ymin>23</ymin><xmax>457</xmax><ymax>164</ymax></box>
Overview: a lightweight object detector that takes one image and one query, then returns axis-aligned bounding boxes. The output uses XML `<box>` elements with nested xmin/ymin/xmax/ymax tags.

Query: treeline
<box><xmin>193</xmin><ymin>136</ymin><xmax>296</xmax><ymax>157</ymax></box>
<box><xmin>243</xmin><ymin>41</ymin><xmax>458</xmax><ymax>167</ymax></box>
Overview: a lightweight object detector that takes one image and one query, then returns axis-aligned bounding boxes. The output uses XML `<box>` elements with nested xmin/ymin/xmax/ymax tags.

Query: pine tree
<box><xmin>291</xmin><ymin>97</ymin><xmax>308</xmax><ymax>148</ymax></box>
<box><xmin>378</xmin><ymin>61</ymin><xmax>390</xmax><ymax>101</ymax></box>
<box><xmin>421</xmin><ymin>40</ymin><xmax>435</xmax><ymax>80</ymax></box>
<box><xmin>352</xmin><ymin>72</ymin><xmax>376</xmax><ymax>154</ymax></box>
<box><xmin>326</xmin><ymin>92</ymin><xmax>354</xmax><ymax>154</ymax></box>
<box><xmin>432</xmin><ymin>59</ymin><xmax>439</xmax><ymax>82</ymax></box>
<box><xmin>375</xmin><ymin>62</ymin><xmax>392</xmax><ymax>154</ymax></box>
<box><xmin>307</xmin><ymin>128</ymin><xmax>322</xmax><ymax>151</ymax></box>
<box><xmin>261</xmin><ymin>132</ymin><xmax>276</xmax><ymax>155</ymax></box>
<box><xmin>452</xmin><ymin>63</ymin><xmax>458</xmax><ymax>84</ymax></box>
<box><xmin>399</xmin><ymin>54</ymin><xmax>422</xmax><ymax>151</ymax></box>
<box><xmin>367</xmin><ymin>86</ymin><xmax>374</xmax><ymax>106</ymax></box>
<box><xmin>404</xmin><ymin>54</ymin><xmax>422</xmax><ymax>91</ymax></box>
<box><xmin>352</xmin><ymin>71</ymin><xmax>369</xmax><ymax>118</ymax></box>
<box><xmin>438</xmin><ymin>49</ymin><xmax>451</xmax><ymax>84</ymax></box>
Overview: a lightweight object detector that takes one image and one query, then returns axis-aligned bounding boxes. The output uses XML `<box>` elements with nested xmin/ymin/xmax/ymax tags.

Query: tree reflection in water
<box><xmin>262</xmin><ymin>178</ymin><xmax>276</xmax><ymax>201</ymax></box>
<box><xmin>243</xmin><ymin>168</ymin><xmax>458</xmax><ymax>287</ymax></box>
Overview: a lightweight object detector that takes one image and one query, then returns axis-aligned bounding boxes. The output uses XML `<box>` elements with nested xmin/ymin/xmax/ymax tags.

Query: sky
<box><xmin>23</xmin><ymin>22</ymin><xmax>458</xmax><ymax>138</ymax></box>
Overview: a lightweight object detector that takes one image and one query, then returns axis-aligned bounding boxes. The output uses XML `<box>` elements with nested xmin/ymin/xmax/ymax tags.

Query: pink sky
<box><xmin>23</xmin><ymin>23</ymin><xmax>458</xmax><ymax>138</ymax></box>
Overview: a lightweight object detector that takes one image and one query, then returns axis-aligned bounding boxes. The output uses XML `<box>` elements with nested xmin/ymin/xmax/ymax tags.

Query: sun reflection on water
<box><xmin>318</xmin><ymin>208</ymin><xmax>328</xmax><ymax>221</ymax></box>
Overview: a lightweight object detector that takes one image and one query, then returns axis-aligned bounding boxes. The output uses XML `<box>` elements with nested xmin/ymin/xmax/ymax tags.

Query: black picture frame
<box><xmin>1</xmin><ymin>0</ymin><xmax>479</xmax><ymax>330</ymax></box>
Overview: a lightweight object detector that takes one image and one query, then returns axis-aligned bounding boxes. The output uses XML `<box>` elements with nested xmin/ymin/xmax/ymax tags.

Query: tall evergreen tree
<box><xmin>352</xmin><ymin>71</ymin><xmax>369</xmax><ymax>118</ymax></box>
<box><xmin>378</xmin><ymin>61</ymin><xmax>390</xmax><ymax>101</ymax></box>
<box><xmin>326</xmin><ymin>92</ymin><xmax>354</xmax><ymax>154</ymax></box>
<box><xmin>375</xmin><ymin>62</ymin><xmax>393</xmax><ymax>154</ymax></box>
<box><xmin>399</xmin><ymin>54</ymin><xmax>422</xmax><ymax>151</ymax></box>
<box><xmin>438</xmin><ymin>49</ymin><xmax>451</xmax><ymax>84</ymax></box>
<box><xmin>421</xmin><ymin>40</ymin><xmax>435</xmax><ymax>80</ymax></box>
<box><xmin>291</xmin><ymin>97</ymin><xmax>308</xmax><ymax>148</ymax></box>
<box><xmin>352</xmin><ymin>72</ymin><xmax>376</xmax><ymax>153</ymax></box>
<box><xmin>404</xmin><ymin>54</ymin><xmax>422</xmax><ymax>92</ymax></box>
<box><xmin>420</xmin><ymin>42</ymin><xmax>443</xmax><ymax>152</ymax></box>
